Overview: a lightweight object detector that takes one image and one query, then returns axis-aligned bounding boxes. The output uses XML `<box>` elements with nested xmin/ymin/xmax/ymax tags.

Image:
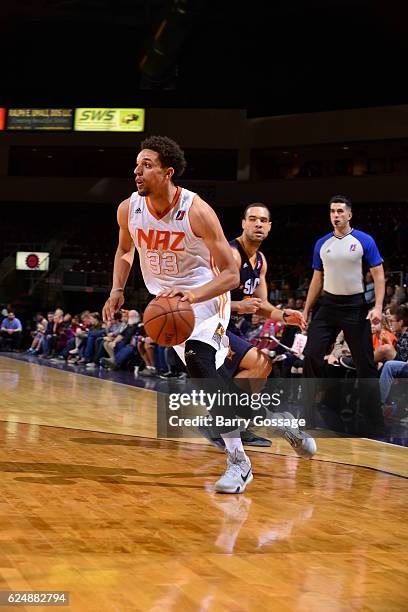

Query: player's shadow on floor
<box><xmin>70</xmin><ymin>436</ymin><xmax>192</xmax><ymax>449</ymax></box>
<box><xmin>0</xmin><ymin>460</ymin><xmax>213</xmax><ymax>487</ymax></box>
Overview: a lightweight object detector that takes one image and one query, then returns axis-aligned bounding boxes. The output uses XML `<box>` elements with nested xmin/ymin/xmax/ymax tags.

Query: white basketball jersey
<box><xmin>128</xmin><ymin>187</ymin><xmax>217</xmax><ymax>295</ymax></box>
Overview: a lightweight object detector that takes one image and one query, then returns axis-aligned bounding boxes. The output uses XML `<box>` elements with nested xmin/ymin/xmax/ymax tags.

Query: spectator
<box><xmin>137</xmin><ymin>336</ymin><xmax>157</xmax><ymax>375</ymax></box>
<box><xmin>101</xmin><ymin>309</ymin><xmax>140</xmax><ymax>370</ymax></box>
<box><xmin>327</xmin><ymin>330</ymin><xmax>355</xmax><ymax>371</ymax></box>
<box><xmin>159</xmin><ymin>347</ymin><xmax>187</xmax><ymax>379</ymax></box>
<box><xmin>41</xmin><ymin>312</ymin><xmax>55</xmax><ymax>356</ymax></box>
<box><xmin>27</xmin><ymin>313</ymin><xmax>48</xmax><ymax>354</ymax></box>
<box><xmin>85</xmin><ymin>311</ymin><xmax>126</xmax><ymax>368</ymax></box>
<box><xmin>0</xmin><ymin>312</ymin><xmax>23</xmax><ymax>351</ymax></box>
<box><xmin>76</xmin><ymin>312</ymin><xmax>103</xmax><ymax>364</ymax></box>
<box><xmin>371</xmin><ymin>315</ymin><xmax>397</xmax><ymax>364</ymax></box>
<box><xmin>67</xmin><ymin>311</ymin><xmax>91</xmax><ymax>362</ymax></box>
<box><xmin>379</xmin><ymin>305</ymin><xmax>408</xmax><ymax>404</ymax></box>
<box><xmin>386</xmin><ymin>305</ymin><xmax>408</xmax><ymax>362</ymax></box>
<box><xmin>43</xmin><ymin>310</ymin><xmax>64</xmax><ymax>358</ymax></box>
<box><xmin>52</xmin><ymin>314</ymin><xmax>75</xmax><ymax>359</ymax></box>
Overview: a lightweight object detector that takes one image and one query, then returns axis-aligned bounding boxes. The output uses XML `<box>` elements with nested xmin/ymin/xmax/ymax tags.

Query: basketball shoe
<box><xmin>272</xmin><ymin>411</ymin><xmax>316</xmax><ymax>458</ymax></box>
<box><xmin>214</xmin><ymin>449</ymin><xmax>253</xmax><ymax>494</ymax></box>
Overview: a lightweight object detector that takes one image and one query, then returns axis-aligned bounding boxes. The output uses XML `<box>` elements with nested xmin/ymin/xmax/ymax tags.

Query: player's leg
<box><xmin>234</xmin><ymin>346</ymin><xmax>272</xmax><ymax>380</ymax></box>
<box><xmin>175</xmin><ymin>297</ymin><xmax>252</xmax><ymax>494</ymax></box>
<box><xmin>342</xmin><ymin>306</ymin><xmax>384</xmax><ymax>435</ymax></box>
<box><xmin>303</xmin><ymin>317</ymin><xmax>339</xmax><ymax>377</ymax></box>
<box><xmin>342</xmin><ymin>309</ymin><xmax>377</xmax><ymax>378</ymax></box>
<box><xmin>222</xmin><ymin>333</ymin><xmax>317</xmax><ymax>457</ymax></box>
<box><xmin>225</xmin><ymin>339</ymin><xmax>272</xmax><ymax>446</ymax></box>
<box><xmin>183</xmin><ymin>338</ymin><xmax>253</xmax><ymax>493</ymax></box>
<box><xmin>235</xmin><ymin>344</ymin><xmax>317</xmax><ymax>458</ymax></box>
<box><xmin>200</xmin><ymin>332</ymin><xmax>272</xmax><ymax>448</ymax></box>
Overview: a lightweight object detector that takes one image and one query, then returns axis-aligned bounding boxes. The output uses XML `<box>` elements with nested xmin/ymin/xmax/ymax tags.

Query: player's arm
<box><xmin>102</xmin><ymin>198</ymin><xmax>135</xmax><ymax>321</ymax></box>
<box><xmin>230</xmin><ymin>247</ymin><xmax>262</xmax><ymax>314</ymax></box>
<box><xmin>254</xmin><ymin>254</ymin><xmax>305</xmax><ymax>328</ymax></box>
<box><xmin>159</xmin><ymin>197</ymin><xmax>239</xmax><ymax>303</ymax></box>
<box><xmin>303</xmin><ymin>269</ymin><xmax>324</xmax><ymax>321</ymax></box>
<box><xmin>367</xmin><ymin>264</ymin><xmax>385</xmax><ymax>325</ymax></box>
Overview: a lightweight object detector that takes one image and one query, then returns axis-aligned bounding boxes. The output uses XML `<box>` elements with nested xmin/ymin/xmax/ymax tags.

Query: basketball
<box><xmin>143</xmin><ymin>295</ymin><xmax>195</xmax><ymax>346</ymax></box>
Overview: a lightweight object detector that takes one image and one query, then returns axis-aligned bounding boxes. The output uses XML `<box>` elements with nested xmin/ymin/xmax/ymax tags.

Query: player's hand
<box><xmin>237</xmin><ymin>298</ymin><xmax>262</xmax><ymax>314</ymax></box>
<box><xmin>367</xmin><ymin>307</ymin><xmax>381</xmax><ymax>325</ymax></box>
<box><xmin>102</xmin><ymin>293</ymin><xmax>125</xmax><ymax>322</ymax></box>
<box><xmin>284</xmin><ymin>309</ymin><xmax>306</xmax><ymax>330</ymax></box>
<box><xmin>157</xmin><ymin>288</ymin><xmax>195</xmax><ymax>303</ymax></box>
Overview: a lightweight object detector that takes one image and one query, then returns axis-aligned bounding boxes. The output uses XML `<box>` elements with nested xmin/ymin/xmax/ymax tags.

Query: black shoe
<box><xmin>339</xmin><ymin>356</ymin><xmax>356</xmax><ymax>370</ymax></box>
<box><xmin>159</xmin><ymin>371</ymin><xmax>178</xmax><ymax>379</ymax></box>
<box><xmin>197</xmin><ymin>426</ymin><xmax>226</xmax><ymax>449</ymax></box>
<box><xmin>240</xmin><ymin>429</ymin><xmax>272</xmax><ymax>447</ymax></box>
<box><xmin>100</xmin><ymin>357</ymin><xmax>114</xmax><ymax>369</ymax></box>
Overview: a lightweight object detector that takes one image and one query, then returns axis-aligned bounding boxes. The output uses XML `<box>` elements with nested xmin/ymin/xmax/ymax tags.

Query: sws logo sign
<box><xmin>80</xmin><ymin>110</ymin><xmax>115</xmax><ymax>121</ymax></box>
<box><xmin>74</xmin><ymin>108</ymin><xmax>145</xmax><ymax>132</ymax></box>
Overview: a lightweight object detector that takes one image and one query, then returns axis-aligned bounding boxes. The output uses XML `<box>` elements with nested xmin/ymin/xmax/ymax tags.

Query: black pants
<box><xmin>0</xmin><ymin>330</ymin><xmax>22</xmax><ymax>350</ymax></box>
<box><xmin>303</xmin><ymin>292</ymin><xmax>383</xmax><ymax>435</ymax></box>
<box><xmin>304</xmin><ymin>292</ymin><xmax>377</xmax><ymax>378</ymax></box>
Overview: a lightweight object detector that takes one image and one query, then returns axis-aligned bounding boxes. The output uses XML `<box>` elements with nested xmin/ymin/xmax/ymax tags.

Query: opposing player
<box><xmin>208</xmin><ymin>204</ymin><xmax>317</xmax><ymax>458</ymax></box>
<box><xmin>103</xmin><ymin>135</ymin><xmax>257</xmax><ymax>493</ymax></box>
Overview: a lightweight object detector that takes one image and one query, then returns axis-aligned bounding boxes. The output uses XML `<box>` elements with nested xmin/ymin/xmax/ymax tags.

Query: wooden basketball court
<box><xmin>1</xmin><ymin>355</ymin><xmax>407</xmax><ymax>611</ymax></box>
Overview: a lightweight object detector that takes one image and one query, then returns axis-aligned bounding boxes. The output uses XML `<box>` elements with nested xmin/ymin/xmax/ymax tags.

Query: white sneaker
<box><xmin>214</xmin><ymin>449</ymin><xmax>253</xmax><ymax>494</ymax></box>
<box><xmin>273</xmin><ymin>411</ymin><xmax>317</xmax><ymax>459</ymax></box>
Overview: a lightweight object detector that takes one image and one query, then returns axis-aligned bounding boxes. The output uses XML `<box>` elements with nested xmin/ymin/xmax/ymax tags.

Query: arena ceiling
<box><xmin>1</xmin><ymin>0</ymin><xmax>407</xmax><ymax>116</ymax></box>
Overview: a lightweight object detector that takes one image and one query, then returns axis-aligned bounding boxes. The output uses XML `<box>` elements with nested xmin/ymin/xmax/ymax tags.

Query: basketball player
<box><xmin>227</xmin><ymin>203</ymin><xmax>305</xmax><ymax>366</ymax></box>
<box><xmin>206</xmin><ymin>204</ymin><xmax>316</xmax><ymax>457</ymax></box>
<box><xmin>103</xmin><ymin>136</ymin><xmax>314</xmax><ymax>494</ymax></box>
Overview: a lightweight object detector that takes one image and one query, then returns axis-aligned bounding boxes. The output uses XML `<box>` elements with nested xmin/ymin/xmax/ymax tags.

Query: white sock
<box><xmin>221</xmin><ymin>430</ymin><xmax>247</xmax><ymax>458</ymax></box>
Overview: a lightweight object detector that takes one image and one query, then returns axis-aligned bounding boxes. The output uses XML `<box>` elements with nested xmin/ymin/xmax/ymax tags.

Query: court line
<box><xmin>0</xmin><ymin>354</ymin><xmax>160</xmax><ymax>395</ymax></box>
<box><xmin>2</xmin><ymin>355</ymin><xmax>407</xmax><ymax>479</ymax></box>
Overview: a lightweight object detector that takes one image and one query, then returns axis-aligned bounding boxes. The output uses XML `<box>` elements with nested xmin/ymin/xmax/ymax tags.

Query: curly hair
<box><xmin>141</xmin><ymin>135</ymin><xmax>187</xmax><ymax>178</ymax></box>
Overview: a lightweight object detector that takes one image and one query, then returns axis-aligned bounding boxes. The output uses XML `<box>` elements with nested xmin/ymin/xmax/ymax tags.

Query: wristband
<box><xmin>185</xmin><ymin>290</ymin><xmax>196</xmax><ymax>303</ymax></box>
<box><xmin>110</xmin><ymin>288</ymin><xmax>124</xmax><ymax>294</ymax></box>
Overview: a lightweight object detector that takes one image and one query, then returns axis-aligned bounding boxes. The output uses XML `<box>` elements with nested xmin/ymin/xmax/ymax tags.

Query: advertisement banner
<box><xmin>7</xmin><ymin>109</ymin><xmax>73</xmax><ymax>130</ymax></box>
<box><xmin>16</xmin><ymin>252</ymin><xmax>50</xmax><ymax>271</ymax></box>
<box><xmin>74</xmin><ymin>108</ymin><xmax>145</xmax><ymax>132</ymax></box>
<box><xmin>0</xmin><ymin>108</ymin><xmax>5</xmax><ymax>130</ymax></box>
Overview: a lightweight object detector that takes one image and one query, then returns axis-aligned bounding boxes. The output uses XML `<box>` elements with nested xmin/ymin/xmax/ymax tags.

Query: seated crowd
<box><xmin>1</xmin><ymin>276</ymin><xmax>407</xmax><ymax>413</ymax></box>
<box><xmin>3</xmin><ymin>306</ymin><xmax>187</xmax><ymax>380</ymax></box>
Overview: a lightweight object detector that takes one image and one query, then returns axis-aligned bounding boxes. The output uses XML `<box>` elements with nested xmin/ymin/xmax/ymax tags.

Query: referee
<box><xmin>303</xmin><ymin>195</ymin><xmax>385</xmax><ymax>378</ymax></box>
<box><xmin>303</xmin><ymin>196</ymin><xmax>385</xmax><ymax>435</ymax></box>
